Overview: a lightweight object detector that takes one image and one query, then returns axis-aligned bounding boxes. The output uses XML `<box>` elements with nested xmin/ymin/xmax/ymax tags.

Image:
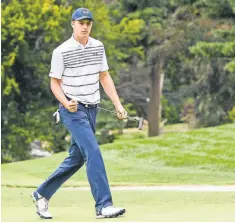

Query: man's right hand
<box><xmin>64</xmin><ymin>99</ymin><xmax>78</xmax><ymax>112</ymax></box>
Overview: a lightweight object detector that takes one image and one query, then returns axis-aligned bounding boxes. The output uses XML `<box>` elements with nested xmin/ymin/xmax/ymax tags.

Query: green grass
<box><xmin>2</xmin><ymin>123</ymin><xmax>235</xmax><ymax>187</ymax></box>
<box><xmin>2</xmin><ymin>124</ymin><xmax>235</xmax><ymax>222</ymax></box>
<box><xmin>118</xmin><ymin>123</ymin><xmax>189</xmax><ymax>141</ymax></box>
<box><xmin>2</xmin><ymin>187</ymin><xmax>235</xmax><ymax>222</ymax></box>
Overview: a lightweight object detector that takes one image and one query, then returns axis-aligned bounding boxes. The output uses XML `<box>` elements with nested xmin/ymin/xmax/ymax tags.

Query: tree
<box><xmin>118</xmin><ymin>0</ymin><xmax>235</xmax><ymax>132</ymax></box>
<box><xmin>1</xmin><ymin>0</ymin><xmax>72</xmax><ymax>162</ymax></box>
<box><xmin>189</xmin><ymin>0</ymin><xmax>235</xmax><ymax>126</ymax></box>
<box><xmin>118</xmin><ymin>0</ymin><xmax>200</xmax><ymax>136</ymax></box>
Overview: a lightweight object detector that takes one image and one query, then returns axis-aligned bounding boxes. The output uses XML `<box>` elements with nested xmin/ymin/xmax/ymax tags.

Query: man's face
<box><xmin>72</xmin><ymin>19</ymin><xmax>93</xmax><ymax>37</ymax></box>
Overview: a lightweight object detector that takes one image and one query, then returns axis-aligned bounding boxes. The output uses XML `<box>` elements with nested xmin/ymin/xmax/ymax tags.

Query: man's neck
<box><xmin>73</xmin><ymin>34</ymin><xmax>89</xmax><ymax>47</ymax></box>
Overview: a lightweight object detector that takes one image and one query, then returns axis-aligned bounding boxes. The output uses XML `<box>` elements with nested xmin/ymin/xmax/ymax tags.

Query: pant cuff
<box><xmin>37</xmin><ymin>188</ymin><xmax>51</xmax><ymax>200</ymax></box>
<box><xmin>96</xmin><ymin>201</ymin><xmax>113</xmax><ymax>212</ymax></box>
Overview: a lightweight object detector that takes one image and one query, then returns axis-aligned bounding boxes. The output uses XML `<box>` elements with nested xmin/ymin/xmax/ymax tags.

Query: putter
<box><xmin>97</xmin><ymin>106</ymin><xmax>144</xmax><ymax>130</ymax></box>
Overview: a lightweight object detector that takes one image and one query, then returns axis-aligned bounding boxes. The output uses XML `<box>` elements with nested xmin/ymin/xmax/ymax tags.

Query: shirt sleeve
<box><xmin>99</xmin><ymin>47</ymin><xmax>109</xmax><ymax>72</ymax></box>
<box><xmin>49</xmin><ymin>49</ymin><xmax>64</xmax><ymax>79</ymax></box>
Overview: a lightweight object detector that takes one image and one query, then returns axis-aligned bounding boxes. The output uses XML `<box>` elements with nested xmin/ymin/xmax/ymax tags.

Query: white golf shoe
<box><xmin>96</xmin><ymin>205</ymin><xmax>126</xmax><ymax>218</ymax></box>
<box><xmin>31</xmin><ymin>191</ymin><xmax>52</xmax><ymax>219</ymax></box>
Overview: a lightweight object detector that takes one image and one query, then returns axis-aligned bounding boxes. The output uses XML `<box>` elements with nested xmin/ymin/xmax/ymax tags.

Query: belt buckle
<box><xmin>85</xmin><ymin>104</ymin><xmax>89</xmax><ymax>108</ymax></box>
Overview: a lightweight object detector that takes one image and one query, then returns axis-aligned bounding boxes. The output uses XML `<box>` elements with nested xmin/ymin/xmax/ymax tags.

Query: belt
<box><xmin>79</xmin><ymin>102</ymin><xmax>98</xmax><ymax>108</ymax></box>
<box><xmin>65</xmin><ymin>95</ymin><xmax>98</xmax><ymax>108</ymax></box>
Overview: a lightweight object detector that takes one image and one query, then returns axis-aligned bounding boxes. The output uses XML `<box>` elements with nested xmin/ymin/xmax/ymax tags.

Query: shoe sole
<box><xmin>31</xmin><ymin>193</ymin><xmax>52</xmax><ymax>219</ymax></box>
<box><xmin>96</xmin><ymin>209</ymin><xmax>126</xmax><ymax>219</ymax></box>
<box><xmin>36</xmin><ymin>211</ymin><xmax>52</xmax><ymax>219</ymax></box>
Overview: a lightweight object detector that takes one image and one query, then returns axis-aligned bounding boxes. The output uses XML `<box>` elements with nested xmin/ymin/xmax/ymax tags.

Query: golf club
<box><xmin>97</xmin><ymin>106</ymin><xmax>144</xmax><ymax>130</ymax></box>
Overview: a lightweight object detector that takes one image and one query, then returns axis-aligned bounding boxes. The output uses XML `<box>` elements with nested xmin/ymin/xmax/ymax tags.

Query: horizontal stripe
<box><xmin>62</xmin><ymin>45</ymin><xmax>103</xmax><ymax>55</ymax></box>
<box><xmin>64</xmin><ymin>88</ymin><xmax>99</xmax><ymax>96</ymax></box>
<box><xmin>64</xmin><ymin>55</ymin><xmax>102</xmax><ymax>63</ymax></box>
<box><xmin>66</xmin><ymin>62</ymin><xmax>101</xmax><ymax>68</ymax></box>
<box><xmin>62</xmin><ymin>46</ymin><xmax>104</xmax><ymax>57</ymax></box>
<box><xmin>63</xmin><ymin>50</ymin><xmax>104</xmax><ymax>60</ymax></box>
<box><xmin>65</xmin><ymin>58</ymin><xmax>102</xmax><ymax>66</ymax></box>
<box><xmin>63</xmin><ymin>53</ymin><xmax>104</xmax><ymax>62</ymax></box>
<box><xmin>82</xmin><ymin>48</ymin><xmax>104</xmax><ymax>53</ymax></box>
<box><xmin>62</xmin><ymin>71</ymin><xmax>98</xmax><ymax>78</ymax></box>
<box><xmin>63</xmin><ymin>80</ymin><xmax>99</xmax><ymax>87</ymax></box>
<box><xmin>64</xmin><ymin>48</ymin><xmax>104</xmax><ymax>55</ymax></box>
<box><xmin>63</xmin><ymin>53</ymin><xmax>103</xmax><ymax>62</ymax></box>
<box><xmin>64</xmin><ymin>58</ymin><xmax>102</xmax><ymax>66</ymax></box>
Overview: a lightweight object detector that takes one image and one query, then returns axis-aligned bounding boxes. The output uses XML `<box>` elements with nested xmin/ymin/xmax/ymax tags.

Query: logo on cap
<box><xmin>83</xmin><ymin>9</ymin><xmax>89</xmax><ymax>15</ymax></box>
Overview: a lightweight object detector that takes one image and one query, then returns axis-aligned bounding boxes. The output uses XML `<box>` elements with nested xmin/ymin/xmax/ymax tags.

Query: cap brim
<box><xmin>73</xmin><ymin>16</ymin><xmax>93</xmax><ymax>21</ymax></box>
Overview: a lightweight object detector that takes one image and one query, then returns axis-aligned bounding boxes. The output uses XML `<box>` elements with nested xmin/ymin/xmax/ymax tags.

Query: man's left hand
<box><xmin>115</xmin><ymin>104</ymin><xmax>128</xmax><ymax>120</ymax></box>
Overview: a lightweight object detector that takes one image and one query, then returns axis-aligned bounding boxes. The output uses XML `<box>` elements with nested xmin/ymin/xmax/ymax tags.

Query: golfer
<box><xmin>31</xmin><ymin>7</ymin><xmax>127</xmax><ymax>219</ymax></box>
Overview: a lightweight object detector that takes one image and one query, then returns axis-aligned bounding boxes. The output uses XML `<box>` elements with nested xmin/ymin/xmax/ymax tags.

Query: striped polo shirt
<box><xmin>49</xmin><ymin>35</ymin><xmax>109</xmax><ymax>104</ymax></box>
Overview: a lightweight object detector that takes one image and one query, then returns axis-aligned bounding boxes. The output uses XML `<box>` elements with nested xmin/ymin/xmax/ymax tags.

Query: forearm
<box><xmin>50</xmin><ymin>78</ymin><xmax>69</xmax><ymax>107</ymax></box>
<box><xmin>99</xmin><ymin>71</ymin><xmax>122</xmax><ymax>107</ymax></box>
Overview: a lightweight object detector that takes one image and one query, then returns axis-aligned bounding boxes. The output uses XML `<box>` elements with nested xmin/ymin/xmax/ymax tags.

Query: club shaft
<box><xmin>97</xmin><ymin>106</ymin><xmax>137</xmax><ymax>120</ymax></box>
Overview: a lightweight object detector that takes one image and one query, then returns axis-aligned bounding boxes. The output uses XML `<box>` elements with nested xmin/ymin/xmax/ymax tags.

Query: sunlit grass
<box><xmin>2</xmin><ymin>124</ymin><xmax>235</xmax><ymax>187</ymax></box>
<box><xmin>2</xmin><ymin>187</ymin><xmax>235</xmax><ymax>222</ymax></box>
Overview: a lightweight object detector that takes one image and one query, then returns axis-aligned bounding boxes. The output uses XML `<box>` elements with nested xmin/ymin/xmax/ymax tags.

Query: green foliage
<box><xmin>96</xmin><ymin>99</ymin><xmax>126</xmax><ymax>144</ymax></box>
<box><xmin>181</xmin><ymin>98</ymin><xmax>197</xmax><ymax>128</ymax></box>
<box><xmin>189</xmin><ymin>15</ymin><xmax>235</xmax><ymax>127</ymax></box>
<box><xmin>195</xmin><ymin>0</ymin><xmax>235</xmax><ymax>18</ymax></box>
<box><xmin>196</xmin><ymin>95</ymin><xmax>227</xmax><ymax>127</ymax></box>
<box><xmin>161</xmin><ymin>96</ymin><xmax>180</xmax><ymax>124</ymax></box>
<box><xmin>1</xmin><ymin>0</ymin><xmax>71</xmax><ymax>95</ymax></box>
<box><xmin>228</xmin><ymin>107</ymin><xmax>235</xmax><ymax>123</ymax></box>
<box><xmin>1</xmin><ymin>0</ymin><xmax>72</xmax><ymax>162</ymax></box>
<box><xmin>190</xmin><ymin>1</ymin><xmax>235</xmax><ymax>73</ymax></box>
<box><xmin>190</xmin><ymin>41</ymin><xmax>235</xmax><ymax>72</ymax></box>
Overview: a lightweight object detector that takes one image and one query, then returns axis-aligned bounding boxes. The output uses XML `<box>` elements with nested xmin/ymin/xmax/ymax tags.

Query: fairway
<box><xmin>1</xmin><ymin>187</ymin><xmax>235</xmax><ymax>222</ymax></box>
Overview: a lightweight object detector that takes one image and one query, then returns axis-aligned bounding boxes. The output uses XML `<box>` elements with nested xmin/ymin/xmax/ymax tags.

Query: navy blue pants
<box><xmin>37</xmin><ymin>103</ymin><xmax>113</xmax><ymax>211</ymax></box>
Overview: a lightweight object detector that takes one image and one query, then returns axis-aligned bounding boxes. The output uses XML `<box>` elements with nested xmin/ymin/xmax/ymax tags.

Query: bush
<box><xmin>228</xmin><ymin>107</ymin><xmax>235</xmax><ymax>123</ymax></box>
<box><xmin>161</xmin><ymin>96</ymin><xmax>180</xmax><ymax>124</ymax></box>
<box><xmin>96</xmin><ymin>129</ymin><xmax>115</xmax><ymax>145</ymax></box>
<box><xmin>181</xmin><ymin>98</ymin><xmax>197</xmax><ymax>129</ymax></box>
<box><xmin>196</xmin><ymin>99</ymin><xmax>227</xmax><ymax>127</ymax></box>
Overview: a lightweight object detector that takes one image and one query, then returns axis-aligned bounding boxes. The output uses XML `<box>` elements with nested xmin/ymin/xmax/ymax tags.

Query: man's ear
<box><xmin>71</xmin><ymin>22</ymin><xmax>74</xmax><ymax>28</ymax></box>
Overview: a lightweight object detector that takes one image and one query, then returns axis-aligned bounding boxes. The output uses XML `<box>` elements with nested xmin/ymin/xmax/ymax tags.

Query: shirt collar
<box><xmin>70</xmin><ymin>34</ymin><xmax>93</xmax><ymax>48</ymax></box>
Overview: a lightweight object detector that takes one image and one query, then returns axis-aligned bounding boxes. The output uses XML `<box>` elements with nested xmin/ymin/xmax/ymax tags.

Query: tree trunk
<box><xmin>159</xmin><ymin>73</ymin><xmax>165</xmax><ymax>133</ymax></box>
<box><xmin>148</xmin><ymin>64</ymin><xmax>162</xmax><ymax>137</ymax></box>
